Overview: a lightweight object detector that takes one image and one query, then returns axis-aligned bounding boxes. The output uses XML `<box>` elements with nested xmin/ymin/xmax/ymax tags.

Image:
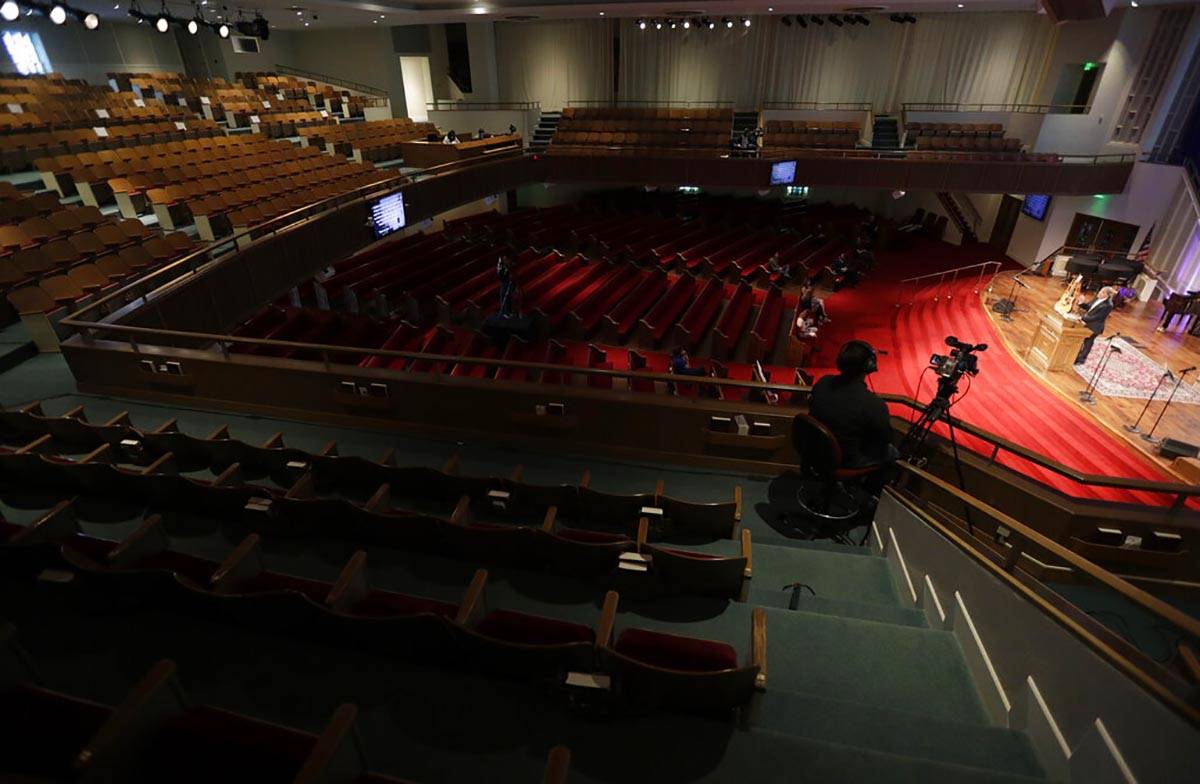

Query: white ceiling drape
<box><xmin>494</xmin><ymin>12</ymin><xmax>1058</xmax><ymax>112</ymax></box>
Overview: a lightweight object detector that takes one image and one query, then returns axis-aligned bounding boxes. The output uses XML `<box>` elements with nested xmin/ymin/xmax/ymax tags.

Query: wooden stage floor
<box><xmin>981</xmin><ymin>272</ymin><xmax>1200</xmax><ymax>481</ymax></box>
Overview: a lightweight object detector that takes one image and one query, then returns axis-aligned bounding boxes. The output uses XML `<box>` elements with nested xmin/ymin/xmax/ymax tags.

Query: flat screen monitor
<box><xmin>770</xmin><ymin>160</ymin><xmax>797</xmax><ymax>186</ymax></box>
<box><xmin>1021</xmin><ymin>194</ymin><xmax>1051</xmax><ymax>221</ymax></box>
<box><xmin>370</xmin><ymin>193</ymin><xmax>406</xmax><ymax>238</ymax></box>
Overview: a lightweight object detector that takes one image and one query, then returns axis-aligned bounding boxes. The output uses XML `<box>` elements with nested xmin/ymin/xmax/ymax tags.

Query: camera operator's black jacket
<box><xmin>809</xmin><ymin>375</ymin><xmax>893</xmax><ymax>467</ymax></box>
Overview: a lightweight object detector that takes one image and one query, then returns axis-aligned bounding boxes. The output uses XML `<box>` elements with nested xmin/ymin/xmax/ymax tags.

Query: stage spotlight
<box><xmin>844</xmin><ymin>15</ymin><xmax>857</xmax><ymax>25</ymax></box>
<box><xmin>829</xmin><ymin>15</ymin><xmax>842</xmax><ymax>27</ymax></box>
<box><xmin>654</xmin><ymin>19</ymin><xmax>662</xmax><ymax>29</ymax></box>
<box><xmin>722</xmin><ymin>16</ymin><xmax>732</xmax><ymax>28</ymax></box>
<box><xmin>858</xmin><ymin>15</ymin><xmax>870</xmax><ymax>25</ymax></box>
<box><xmin>83</xmin><ymin>11</ymin><xmax>99</xmax><ymax>28</ymax></box>
<box><xmin>890</xmin><ymin>14</ymin><xmax>902</xmax><ymax>23</ymax></box>
<box><xmin>742</xmin><ymin>17</ymin><xmax>751</xmax><ymax>27</ymax></box>
<box><xmin>48</xmin><ymin>3</ymin><xmax>66</xmax><ymax>24</ymax></box>
<box><xmin>682</xmin><ymin>19</ymin><xmax>689</xmax><ymax>29</ymax></box>
<box><xmin>154</xmin><ymin>14</ymin><xmax>168</xmax><ymax>32</ymax></box>
<box><xmin>0</xmin><ymin>1</ymin><xmax>18</xmax><ymax>21</ymax></box>
<box><xmin>668</xmin><ymin>19</ymin><xmax>675</xmax><ymax>29</ymax></box>
<box><xmin>781</xmin><ymin>15</ymin><xmax>791</xmax><ymax>26</ymax></box>
<box><xmin>705</xmin><ymin>18</ymin><xmax>715</xmax><ymax>29</ymax></box>
<box><xmin>904</xmin><ymin>14</ymin><xmax>916</xmax><ymax>23</ymax></box>
<box><xmin>636</xmin><ymin>18</ymin><xmax>645</xmax><ymax>29</ymax></box>
<box><xmin>217</xmin><ymin>21</ymin><xmax>229</xmax><ymax>37</ymax></box>
<box><xmin>187</xmin><ymin>17</ymin><xmax>198</xmax><ymax>34</ymax></box>
<box><xmin>811</xmin><ymin>15</ymin><xmax>824</xmax><ymax>26</ymax></box>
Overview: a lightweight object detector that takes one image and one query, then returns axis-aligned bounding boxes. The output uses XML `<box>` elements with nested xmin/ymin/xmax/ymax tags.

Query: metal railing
<box><xmin>896</xmin><ymin>260</ymin><xmax>1003</xmax><ymax>305</ymax></box>
<box><xmin>761</xmin><ymin>101</ymin><xmax>872</xmax><ymax>111</ymax></box>
<box><xmin>273</xmin><ymin>64</ymin><xmax>389</xmax><ymax>99</ymax></box>
<box><xmin>1034</xmin><ymin>244</ymin><xmax>1138</xmax><ymax>273</ymax></box>
<box><xmin>566</xmin><ymin>99</ymin><xmax>735</xmax><ymax>108</ymax></box>
<box><xmin>901</xmin><ymin>102</ymin><xmax>1093</xmax><ymax>115</ymax></box>
<box><xmin>754</xmin><ymin>148</ymin><xmax>1138</xmax><ymax>165</ymax></box>
<box><xmin>426</xmin><ymin>101</ymin><xmax>541</xmax><ymax>111</ymax></box>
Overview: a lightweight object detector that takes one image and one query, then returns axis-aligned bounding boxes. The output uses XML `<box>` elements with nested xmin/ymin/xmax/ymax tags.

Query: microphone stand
<box><xmin>1079</xmin><ymin>333</ymin><xmax>1120</xmax><ymax>404</ymax></box>
<box><xmin>1141</xmin><ymin>367</ymin><xmax>1196</xmax><ymax>444</ymax></box>
<box><xmin>995</xmin><ymin>269</ymin><xmax>1031</xmax><ymax>322</ymax></box>
<box><xmin>1125</xmin><ymin>369</ymin><xmax>1173</xmax><ymax>434</ymax></box>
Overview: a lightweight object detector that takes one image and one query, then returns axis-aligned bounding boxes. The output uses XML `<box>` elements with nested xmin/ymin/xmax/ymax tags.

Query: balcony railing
<box><xmin>426</xmin><ymin>101</ymin><xmax>541</xmax><ymax>111</ymax></box>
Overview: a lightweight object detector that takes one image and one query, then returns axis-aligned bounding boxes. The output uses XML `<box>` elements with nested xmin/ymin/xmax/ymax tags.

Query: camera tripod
<box><xmin>899</xmin><ymin>374</ymin><xmax>975</xmax><ymax>535</ymax></box>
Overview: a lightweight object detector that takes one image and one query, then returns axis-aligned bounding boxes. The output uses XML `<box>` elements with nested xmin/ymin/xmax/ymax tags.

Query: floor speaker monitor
<box><xmin>1158</xmin><ymin>438</ymin><xmax>1199</xmax><ymax>460</ymax></box>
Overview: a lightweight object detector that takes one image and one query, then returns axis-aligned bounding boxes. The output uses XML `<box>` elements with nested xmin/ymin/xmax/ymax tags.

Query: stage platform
<box><xmin>983</xmin><ymin>271</ymin><xmax>1200</xmax><ymax>481</ymax></box>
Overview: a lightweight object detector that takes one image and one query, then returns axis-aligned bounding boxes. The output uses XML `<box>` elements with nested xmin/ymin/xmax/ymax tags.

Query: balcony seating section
<box><xmin>1</xmin><ymin>186</ymin><xmax>194</xmax><ymax>317</ymax></box>
<box><xmin>762</xmin><ymin>119</ymin><xmax>861</xmax><ymax>151</ymax></box>
<box><xmin>906</xmin><ymin>122</ymin><xmax>1024</xmax><ymax>156</ymax></box>
<box><xmin>299</xmin><ymin>118</ymin><xmax>439</xmax><ymax>162</ymax></box>
<box><xmin>551</xmin><ymin>107</ymin><xmax>733</xmax><ymax>151</ymax></box>
<box><xmin>237</xmin><ymin>71</ymin><xmax>389</xmax><ymax>117</ymax></box>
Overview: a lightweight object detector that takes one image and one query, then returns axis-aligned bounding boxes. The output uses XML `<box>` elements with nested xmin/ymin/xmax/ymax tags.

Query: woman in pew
<box><xmin>796</xmin><ymin>283</ymin><xmax>829</xmax><ymax>329</ymax></box>
<box><xmin>766</xmin><ymin>253</ymin><xmax>792</xmax><ymax>283</ymax></box>
<box><xmin>669</xmin><ymin>346</ymin><xmax>707</xmax><ymax>378</ymax></box>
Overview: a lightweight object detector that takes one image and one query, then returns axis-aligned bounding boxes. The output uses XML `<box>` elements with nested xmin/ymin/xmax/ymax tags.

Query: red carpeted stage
<box><xmin>805</xmin><ymin>238</ymin><xmax>1185</xmax><ymax>508</ymax></box>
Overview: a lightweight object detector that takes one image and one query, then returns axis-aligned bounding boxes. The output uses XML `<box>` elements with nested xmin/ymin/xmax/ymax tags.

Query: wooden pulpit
<box><xmin>1026</xmin><ymin>311</ymin><xmax>1093</xmax><ymax>372</ymax></box>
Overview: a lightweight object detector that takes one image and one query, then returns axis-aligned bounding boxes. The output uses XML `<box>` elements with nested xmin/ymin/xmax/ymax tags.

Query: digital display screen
<box><xmin>770</xmin><ymin>160</ymin><xmax>797</xmax><ymax>186</ymax></box>
<box><xmin>1021</xmin><ymin>194</ymin><xmax>1051</xmax><ymax>221</ymax></box>
<box><xmin>370</xmin><ymin>193</ymin><xmax>406</xmax><ymax>238</ymax></box>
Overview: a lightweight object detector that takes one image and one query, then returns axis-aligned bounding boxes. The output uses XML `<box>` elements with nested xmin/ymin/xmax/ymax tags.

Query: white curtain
<box><xmin>892</xmin><ymin>12</ymin><xmax>1056</xmax><ymax>108</ymax></box>
<box><xmin>495</xmin><ymin>20</ymin><xmax>614</xmax><ymax>109</ymax></box>
<box><xmin>495</xmin><ymin>13</ymin><xmax>1057</xmax><ymax>111</ymax></box>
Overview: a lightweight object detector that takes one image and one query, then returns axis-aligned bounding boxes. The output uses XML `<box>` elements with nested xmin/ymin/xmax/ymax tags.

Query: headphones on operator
<box><xmin>836</xmin><ymin>340</ymin><xmax>879</xmax><ymax>376</ymax></box>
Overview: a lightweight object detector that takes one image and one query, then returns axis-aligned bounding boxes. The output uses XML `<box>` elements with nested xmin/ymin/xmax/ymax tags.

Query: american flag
<box><xmin>1133</xmin><ymin>224</ymin><xmax>1154</xmax><ymax>264</ymax></box>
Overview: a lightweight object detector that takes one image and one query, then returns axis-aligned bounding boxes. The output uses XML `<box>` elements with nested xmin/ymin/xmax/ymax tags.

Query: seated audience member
<box><xmin>807</xmin><ymin>340</ymin><xmax>898</xmax><ymax>495</ymax></box>
<box><xmin>766</xmin><ymin>253</ymin><xmax>792</xmax><ymax>282</ymax></box>
<box><xmin>854</xmin><ymin>240</ymin><xmax>876</xmax><ymax>270</ymax></box>
<box><xmin>508</xmin><ymin>124</ymin><xmax>518</xmax><ymax>135</ymax></box>
<box><xmin>827</xmin><ymin>254</ymin><xmax>859</xmax><ymax>291</ymax></box>
<box><xmin>443</xmin><ymin>129</ymin><xmax>459</xmax><ymax>144</ymax></box>
<box><xmin>669</xmin><ymin>347</ymin><xmax>708</xmax><ymax>377</ymax></box>
<box><xmin>860</xmin><ymin>215</ymin><xmax>879</xmax><ymax>244</ymax></box>
<box><xmin>477</xmin><ymin>127</ymin><xmax>488</xmax><ymax>139</ymax></box>
<box><xmin>797</xmin><ymin>284</ymin><xmax>829</xmax><ymax>326</ymax></box>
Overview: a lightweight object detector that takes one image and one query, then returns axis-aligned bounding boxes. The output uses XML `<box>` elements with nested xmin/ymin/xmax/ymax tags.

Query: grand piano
<box><xmin>1064</xmin><ymin>254</ymin><xmax>1144</xmax><ymax>290</ymax></box>
<box><xmin>1159</xmin><ymin>291</ymin><xmax>1200</xmax><ymax>334</ymax></box>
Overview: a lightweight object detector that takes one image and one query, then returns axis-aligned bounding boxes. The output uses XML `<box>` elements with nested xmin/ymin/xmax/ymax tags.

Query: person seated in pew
<box><xmin>796</xmin><ymin>283</ymin><xmax>829</xmax><ymax>328</ymax></box>
<box><xmin>826</xmin><ymin>254</ymin><xmax>859</xmax><ymax>291</ymax></box>
<box><xmin>766</xmin><ymin>253</ymin><xmax>792</xmax><ymax>282</ymax></box>
<box><xmin>807</xmin><ymin>340</ymin><xmax>899</xmax><ymax>499</ymax></box>
<box><xmin>477</xmin><ymin>127</ymin><xmax>488</xmax><ymax>139</ymax></box>
<box><xmin>669</xmin><ymin>346</ymin><xmax>708</xmax><ymax>377</ymax></box>
<box><xmin>443</xmin><ymin>129</ymin><xmax>459</xmax><ymax>144</ymax></box>
<box><xmin>508</xmin><ymin>124</ymin><xmax>517</xmax><ymax>135</ymax></box>
<box><xmin>853</xmin><ymin>239</ymin><xmax>876</xmax><ymax>271</ymax></box>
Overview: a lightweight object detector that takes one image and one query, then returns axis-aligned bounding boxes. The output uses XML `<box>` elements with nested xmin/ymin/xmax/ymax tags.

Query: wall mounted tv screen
<box><xmin>770</xmin><ymin>160</ymin><xmax>797</xmax><ymax>186</ymax></box>
<box><xmin>370</xmin><ymin>193</ymin><xmax>407</xmax><ymax>238</ymax></box>
<box><xmin>1021</xmin><ymin>194</ymin><xmax>1051</xmax><ymax>221</ymax></box>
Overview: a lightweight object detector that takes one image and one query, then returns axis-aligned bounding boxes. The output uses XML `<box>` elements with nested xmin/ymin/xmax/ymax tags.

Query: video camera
<box><xmin>929</xmin><ymin>336</ymin><xmax>987</xmax><ymax>380</ymax></box>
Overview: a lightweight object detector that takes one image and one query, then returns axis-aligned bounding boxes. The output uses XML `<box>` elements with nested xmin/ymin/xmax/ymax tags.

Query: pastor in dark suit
<box><xmin>1073</xmin><ymin>286</ymin><xmax>1117</xmax><ymax>365</ymax></box>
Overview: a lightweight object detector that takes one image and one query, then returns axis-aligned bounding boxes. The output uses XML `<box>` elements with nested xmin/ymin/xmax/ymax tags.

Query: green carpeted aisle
<box><xmin>0</xmin><ymin>354</ymin><xmax>1057</xmax><ymax>782</ymax></box>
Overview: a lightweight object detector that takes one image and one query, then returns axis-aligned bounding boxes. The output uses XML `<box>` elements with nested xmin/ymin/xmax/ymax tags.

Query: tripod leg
<box><xmin>946</xmin><ymin>415</ymin><xmax>974</xmax><ymax>537</ymax></box>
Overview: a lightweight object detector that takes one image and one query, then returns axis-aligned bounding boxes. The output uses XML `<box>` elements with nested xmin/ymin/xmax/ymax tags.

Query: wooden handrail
<box><xmin>897</xmin><ymin>462</ymin><xmax>1200</xmax><ymax>639</ymax></box>
<box><xmin>901</xmin><ymin>101</ymin><xmax>1094</xmax><ymax>114</ymax></box>
<box><xmin>888</xmin><ymin>485</ymin><xmax>1200</xmax><ymax>728</ymax></box>
<box><xmin>60</xmin><ymin>318</ymin><xmax>1200</xmax><ymax>501</ymax></box>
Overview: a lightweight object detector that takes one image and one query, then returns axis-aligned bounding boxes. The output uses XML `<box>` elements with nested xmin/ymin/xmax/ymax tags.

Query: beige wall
<box><xmin>0</xmin><ymin>18</ymin><xmax>184</xmax><ymax>85</ymax></box>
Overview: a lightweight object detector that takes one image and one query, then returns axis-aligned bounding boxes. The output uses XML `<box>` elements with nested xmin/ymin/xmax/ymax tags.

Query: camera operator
<box><xmin>807</xmin><ymin>341</ymin><xmax>898</xmax><ymax>495</ymax></box>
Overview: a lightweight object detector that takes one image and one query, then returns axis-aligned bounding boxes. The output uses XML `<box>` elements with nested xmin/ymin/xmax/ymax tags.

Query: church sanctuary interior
<box><xmin>4</xmin><ymin>0</ymin><xmax>1200</xmax><ymax>781</ymax></box>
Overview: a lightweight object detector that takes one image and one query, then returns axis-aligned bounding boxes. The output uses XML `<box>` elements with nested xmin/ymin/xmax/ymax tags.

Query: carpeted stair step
<box><xmin>762</xmin><ymin>606</ymin><xmax>988</xmax><ymax>723</ymax></box>
<box><xmin>749</xmin><ymin>540</ymin><xmax>900</xmax><ymax>607</ymax></box>
<box><xmin>753</xmin><ymin>691</ymin><xmax>1046</xmax><ymax>778</ymax></box>
<box><xmin>733</xmin><ymin>728</ymin><xmax>1057</xmax><ymax>784</ymax></box>
<box><xmin>747</xmin><ymin>587</ymin><xmax>927</xmax><ymax>628</ymax></box>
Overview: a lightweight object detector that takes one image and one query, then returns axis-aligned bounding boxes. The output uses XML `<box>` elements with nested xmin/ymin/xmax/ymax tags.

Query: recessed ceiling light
<box><xmin>957</xmin><ymin>3</ymin><xmax>964</xmax><ymax>7</ymax></box>
<box><xmin>768</xmin><ymin>6</ymin><xmax>774</xmax><ymax>11</ymax></box>
<box><xmin>598</xmin><ymin>11</ymin><xmax>604</xmax><ymax>15</ymax></box>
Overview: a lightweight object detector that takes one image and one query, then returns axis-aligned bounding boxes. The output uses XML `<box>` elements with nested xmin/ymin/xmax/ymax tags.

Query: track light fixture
<box><xmin>829</xmin><ymin>14</ymin><xmax>842</xmax><ymax>27</ymax></box>
<box><xmin>781</xmin><ymin>15</ymin><xmax>791</xmax><ymax>26</ymax></box>
<box><xmin>48</xmin><ymin>3</ymin><xmax>66</xmax><ymax>23</ymax></box>
<box><xmin>704</xmin><ymin>17</ymin><xmax>714</xmax><ymax>29</ymax></box>
<box><xmin>796</xmin><ymin>15</ymin><xmax>807</xmax><ymax>28</ymax></box>
<box><xmin>722</xmin><ymin>16</ymin><xmax>732</xmax><ymax>28</ymax></box>
<box><xmin>0</xmin><ymin>0</ymin><xmax>18</xmax><ymax>20</ymax></box>
<box><xmin>811</xmin><ymin>15</ymin><xmax>823</xmax><ymax>26</ymax></box>
<box><xmin>216</xmin><ymin>21</ymin><xmax>229</xmax><ymax>37</ymax></box>
<box><xmin>654</xmin><ymin>19</ymin><xmax>662</xmax><ymax>30</ymax></box>
<box><xmin>681</xmin><ymin>19</ymin><xmax>689</xmax><ymax>29</ymax></box>
<box><xmin>890</xmin><ymin>13</ymin><xmax>917</xmax><ymax>24</ymax></box>
<box><xmin>858</xmin><ymin>15</ymin><xmax>870</xmax><ymax>26</ymax></box>
<box><xmin>668</xmin><ymin>18</ymin><xmax>676</xmax><ymax>29</ymax></box>
<box><xmin>742</xmin><ymin>17</ymin><xmax>751</xmax><ymax>27</ymax></box>
<box><xmin>636</xmin><ymin>18</ymin><xmax>645</xmax><ymax>30</ymax></box>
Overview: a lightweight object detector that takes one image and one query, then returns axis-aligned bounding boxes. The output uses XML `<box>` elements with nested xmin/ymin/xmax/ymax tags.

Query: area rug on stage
<box><xmin>1071</xmin><ymin>337</ymin><xmax>1200</xmax><ymax>405</ymax></box>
